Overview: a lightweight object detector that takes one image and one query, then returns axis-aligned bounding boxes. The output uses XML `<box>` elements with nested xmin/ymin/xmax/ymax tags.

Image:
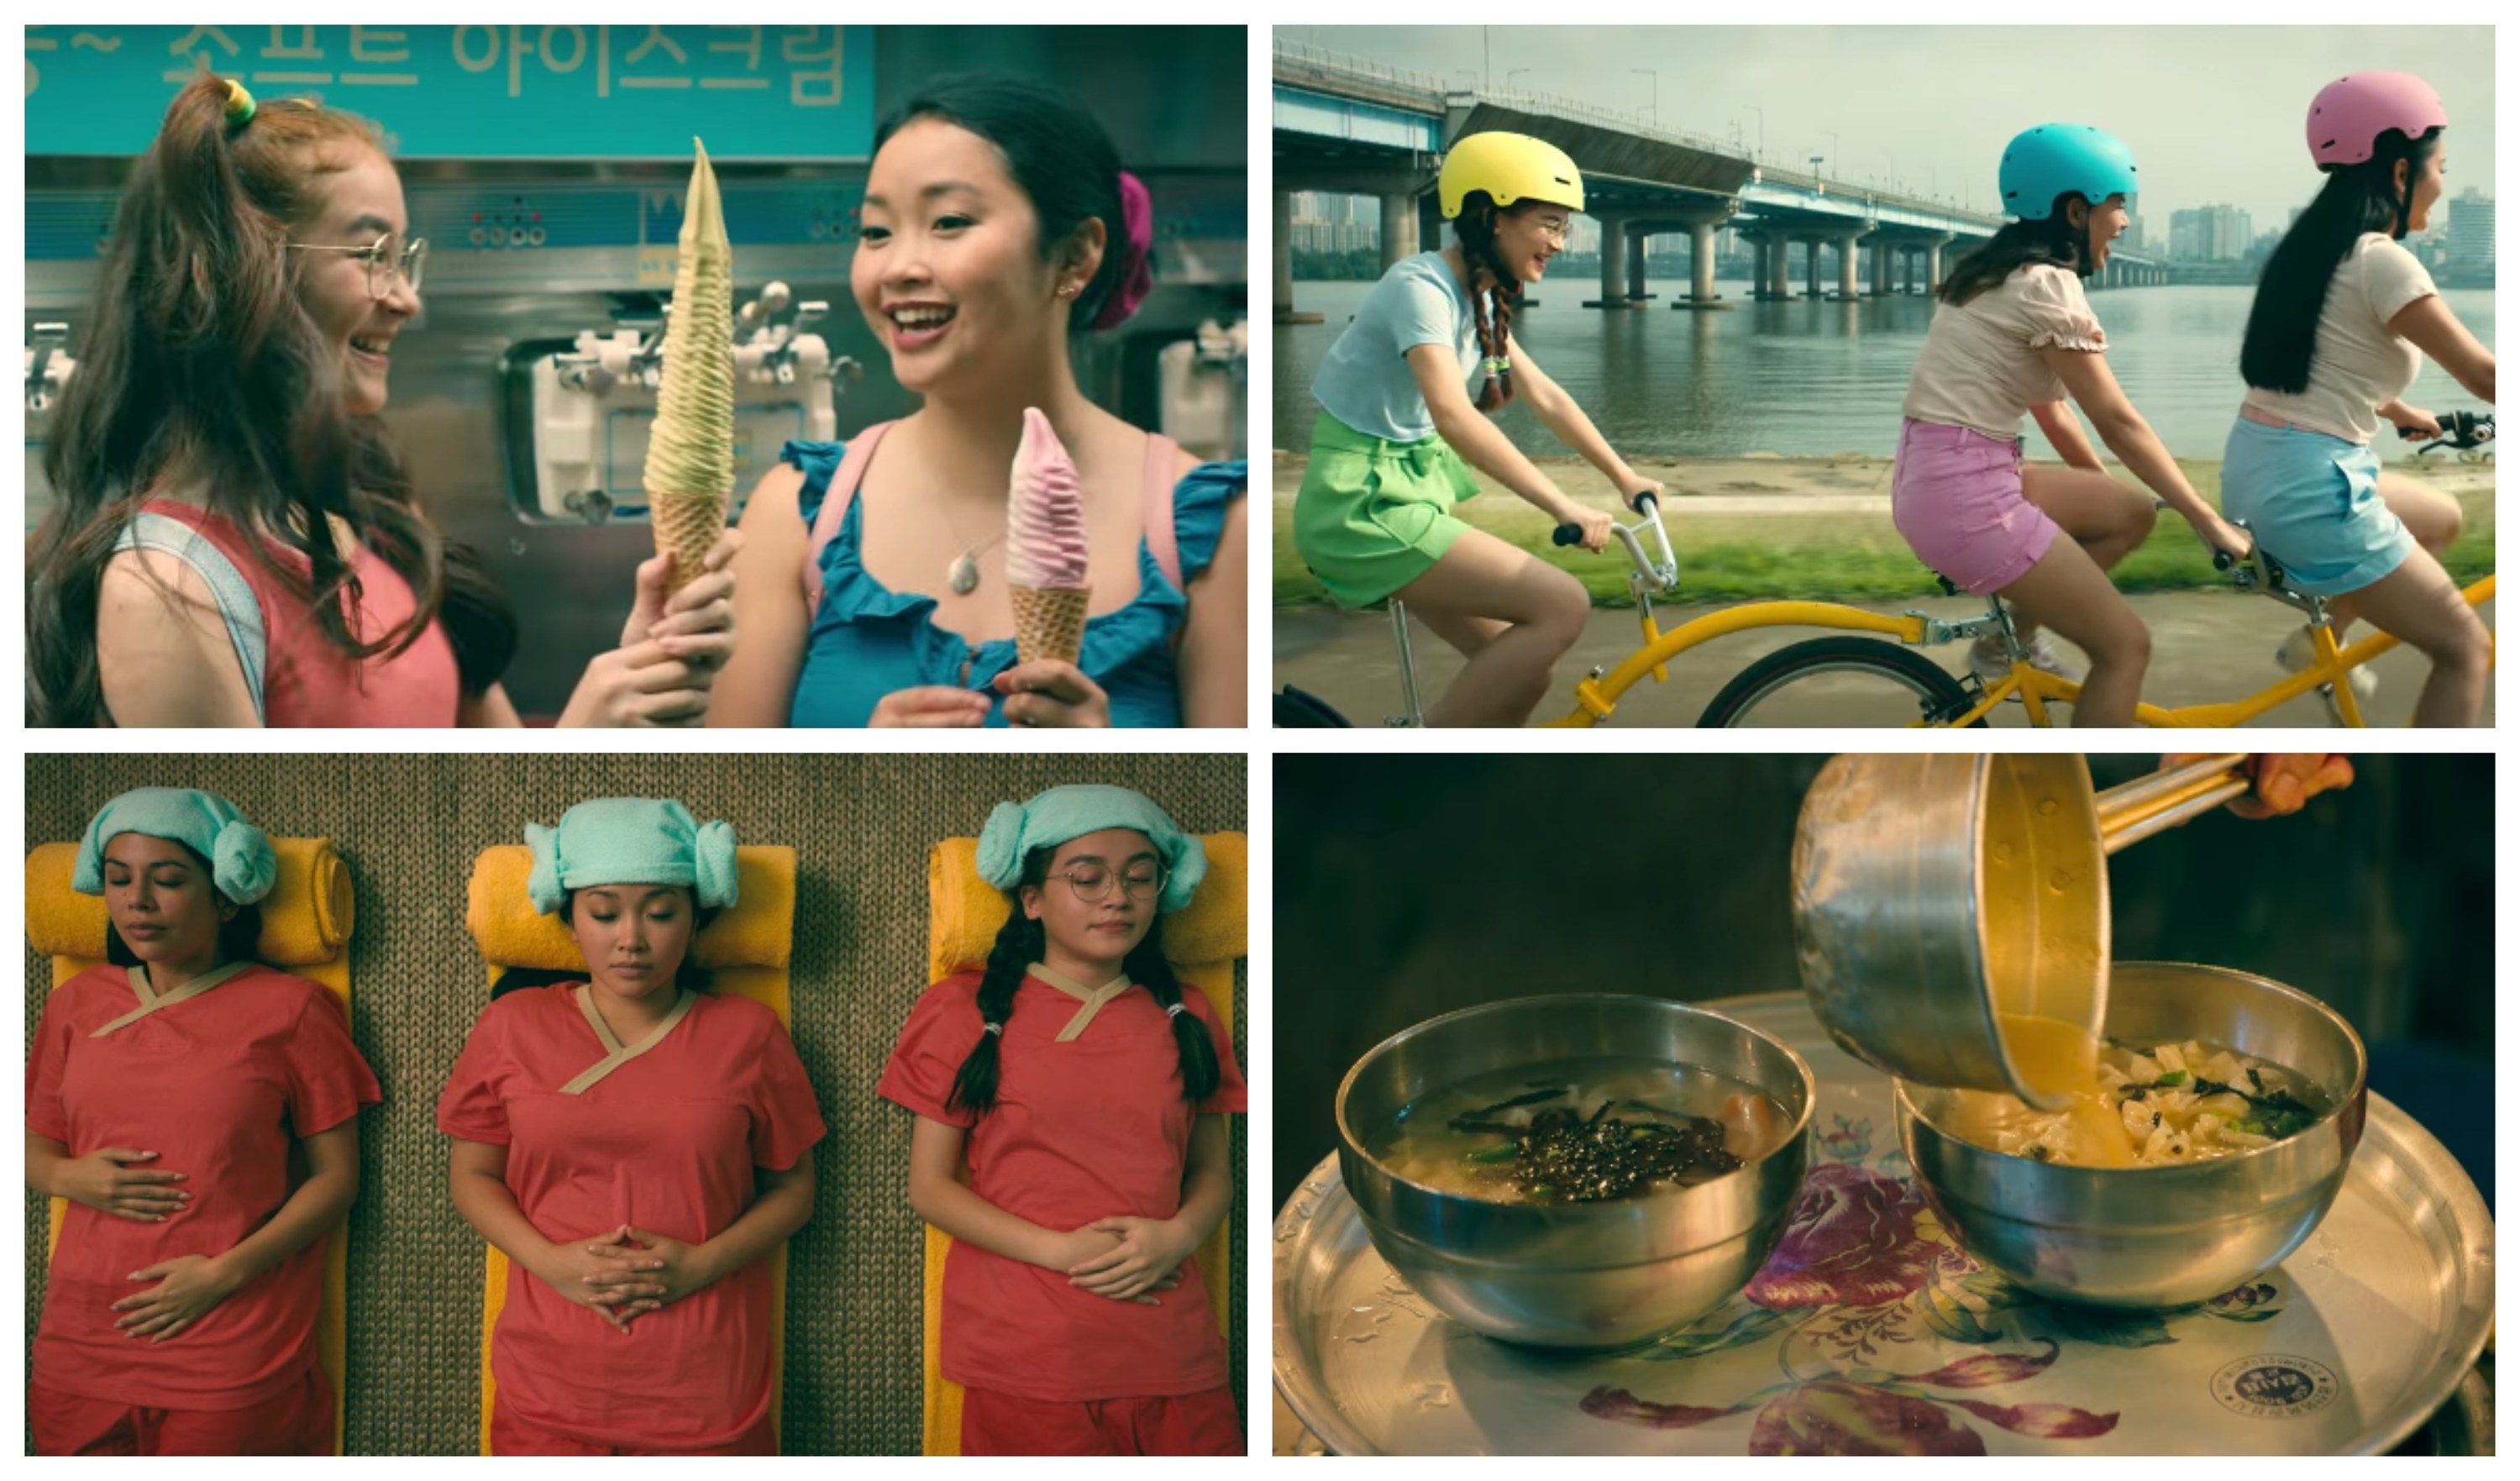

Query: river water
<box><xmin>1273</xmin><ymin>278</ymin><xmax>2495</xmax><ymax>462</ymax></box>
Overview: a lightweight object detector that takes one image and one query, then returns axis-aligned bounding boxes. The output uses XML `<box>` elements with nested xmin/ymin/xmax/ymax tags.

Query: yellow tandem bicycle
<box><xmin>1273</xmin><ymin>413</ymin><xmax>2493</xmax><ymax>728</ymax></box>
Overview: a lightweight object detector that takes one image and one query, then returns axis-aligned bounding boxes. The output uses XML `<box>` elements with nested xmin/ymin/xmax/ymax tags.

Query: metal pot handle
<box><xmin>2094</xmin><ymin>754</ymin><xmax>2252</xmax><ymax>856</ymax></box>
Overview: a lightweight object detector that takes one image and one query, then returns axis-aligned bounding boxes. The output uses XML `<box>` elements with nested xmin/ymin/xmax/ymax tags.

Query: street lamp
<box><xmin>1506</xmin><ymin>67</ymin><xmax>1531</xmax><ymax>92</ymax></box>
<box><xmin>1633</xmin><ymin>68</ymin><xmax>1657</xmax><ymax>125</ymax></box>
<box><xmin>1740</xmin><ymin>102</ymin><xmax>1764</xmax><ymax>160</ymax></box>
<box><xmin>1825</xmin><ymin>132</ymin><xmax>1840</xmax><ymax>180</ymax></box>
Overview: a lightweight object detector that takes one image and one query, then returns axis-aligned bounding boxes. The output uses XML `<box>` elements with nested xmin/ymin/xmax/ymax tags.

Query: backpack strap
<box><xmin>114</xmin><ymin>512</ymin><xmax>268</xmax><ymax>723</ymax></box>
<box><xmin>801</xmin><ymin>422</ymin><xmax>897</xmax><ymax>620</ymax></box>
<box><xmin>1142</xmin><ymin>432</ymin><xmax>1182</xmax><ymax>591</ymax></box>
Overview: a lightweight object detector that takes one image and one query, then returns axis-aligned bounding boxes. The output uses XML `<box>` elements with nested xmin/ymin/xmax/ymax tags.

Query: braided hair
<box><xmin>948</xmin><ymin>844</ymin><xmax>1221</xmax><ymax>1117</ymax></box>
<box><xmin>1452</xmin><ymin>192</ymin><xmax>1523</xmax><ymax>411</ymax></box>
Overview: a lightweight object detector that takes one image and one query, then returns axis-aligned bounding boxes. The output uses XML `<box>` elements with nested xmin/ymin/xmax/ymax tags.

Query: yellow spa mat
<box><xmin>461</xmin><ymin>844</ymin><xmax>799</xmax><ymax>1455</ymax></box>
<box><xmin>24</xmin><ymin>838</ymin><xmax>357</xmax><ymax>1455</ymax></box>
<box><xmin>920</xmin><ymin>832</ymin><xmax>1248</xmax><ymax>1455</ymax></box>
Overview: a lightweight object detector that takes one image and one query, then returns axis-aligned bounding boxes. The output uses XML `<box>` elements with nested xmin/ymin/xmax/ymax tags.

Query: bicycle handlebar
<box><xmin>1552</xmin><ymin>524</ymin><xmax>1584</xmax><ymax>547</ymax></box>
<box><xmin>2401</xmin><ymin>410</ymin><xmax>2496</xmax><ymax>454</ymax></box>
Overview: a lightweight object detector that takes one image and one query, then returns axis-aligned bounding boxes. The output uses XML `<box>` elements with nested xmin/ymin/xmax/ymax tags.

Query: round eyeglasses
<box><xmin>1051</xmin><ymin>864</ymin><xmax>1168</xmax><ymax>904</ymax></box>
<box><xmin>287</xmin><ymin>234</ymin><xmax>428</xmax><ymax>299</ymax></box>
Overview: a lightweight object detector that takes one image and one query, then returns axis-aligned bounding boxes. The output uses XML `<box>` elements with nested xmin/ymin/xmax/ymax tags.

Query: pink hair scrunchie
<box><xmin>1092</xmin><ymin>171</ymin><xmax>1155</xmax><ymax>331</ymax></box>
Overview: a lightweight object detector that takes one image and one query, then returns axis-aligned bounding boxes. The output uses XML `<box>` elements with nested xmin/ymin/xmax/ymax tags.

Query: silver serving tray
<box><xmin>1274</xmin><ymin>991</ymin><xmax>2493</xmax><ymax>1456</ymax></box>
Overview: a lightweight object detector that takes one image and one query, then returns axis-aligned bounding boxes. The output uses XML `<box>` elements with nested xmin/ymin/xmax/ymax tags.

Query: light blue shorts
<box><xmin>2219</xmin><ymin>418</ymin><xmax>2414</xmax><ymax>597</ymax></box>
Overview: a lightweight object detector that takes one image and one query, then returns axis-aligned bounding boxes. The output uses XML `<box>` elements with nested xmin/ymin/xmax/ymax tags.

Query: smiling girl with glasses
<box><xmin>28</xmin><ymin>76</ymin><xmax>738</xmax><ymax>729</ymax></box>
<box><xmin>879</xmin><ymin>785</ymin><xmax>1244</xmax><ymax>1455</ymax></box>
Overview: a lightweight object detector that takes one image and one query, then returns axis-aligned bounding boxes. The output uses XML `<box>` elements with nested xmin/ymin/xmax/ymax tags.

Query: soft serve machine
<box><xmin>24</xmin><ymin>24</ymin><xmax>1247</xmax><ymax>720</ymax></box>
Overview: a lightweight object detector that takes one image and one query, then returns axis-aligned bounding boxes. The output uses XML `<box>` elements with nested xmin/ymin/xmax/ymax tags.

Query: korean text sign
<box><xmin>27</xmin><ymin>24</ymin><xmax>874</xmax><ymax>160</ymax></box>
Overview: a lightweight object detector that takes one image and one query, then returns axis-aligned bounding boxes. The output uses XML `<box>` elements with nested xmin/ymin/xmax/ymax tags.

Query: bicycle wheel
<box><xmin>1273</xmin><ymin>685</ymin><xmax>1356</xmax><ymax>727</ymax></box>
<box><xmin>1698</xmin><ymin>637</ymin><xmax>1984</xmax><ymax>727</ymax></box>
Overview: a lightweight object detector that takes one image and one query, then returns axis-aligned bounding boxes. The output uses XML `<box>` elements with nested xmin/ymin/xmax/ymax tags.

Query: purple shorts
<box><xmin>1891</xmin><ymin>418</ymin><xmax>2061</xmax><ymax>596</ymax></box>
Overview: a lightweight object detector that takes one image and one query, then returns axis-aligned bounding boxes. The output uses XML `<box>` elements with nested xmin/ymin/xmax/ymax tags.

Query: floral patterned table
<box><xmin>1273</xmin><ymin>992</ymin><xmax>2492</xmax><ymax>1456</ymax></box>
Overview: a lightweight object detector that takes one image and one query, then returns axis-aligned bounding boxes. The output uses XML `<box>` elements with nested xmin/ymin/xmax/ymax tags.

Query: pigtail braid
<box><xmin>1452</xmin><ymin>196</ymin><xmax>1521</xmax><ymax>410</ymax></box>
<box><xmin>1124</xmin><ymin>916</ymin><xmax>1221</xmax><ymax>1104</ymax></box>
<box><xmin>947</xmin><ymin>908</ymin><xmax>1043</xmax><ymax>1117</ymax></box>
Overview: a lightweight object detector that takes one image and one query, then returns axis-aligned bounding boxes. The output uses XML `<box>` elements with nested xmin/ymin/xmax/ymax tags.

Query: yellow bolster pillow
<box><xmin>25</xmin><ymin>838</ymin><xmax>353</xmax><ymax>967</ymax></box>
<box><xmin>926</xmin><ymin>832</ymin><xmax>1247</xmax><ymax>976</ymax></box>
<box><xmin>465</xmin><ymin>844</ymin><xmax>797</xmax><ymax>971</ymax></box>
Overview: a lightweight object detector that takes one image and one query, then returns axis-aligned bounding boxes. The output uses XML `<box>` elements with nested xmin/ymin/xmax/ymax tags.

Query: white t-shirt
<box><xmin>1901</xmin><ymin>264</ymin><xmax>2108</xmax><ymax>441</ymax></box>
<box><xmin>2243</xmin><ymin>233</ymin><xmax>2437</xmax><ymax>445</ymax></box>
<box><xmin>1310</xmin><ymin>252</ymin><xmax>1483</xmax><ymax>444</ymax></box>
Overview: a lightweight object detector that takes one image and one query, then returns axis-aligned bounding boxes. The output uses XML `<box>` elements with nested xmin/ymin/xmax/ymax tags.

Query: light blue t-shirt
<box><xmin>1310</xmin><ymin>251</ymin><xmax>1482</xmax><ymax>444</ymax></box>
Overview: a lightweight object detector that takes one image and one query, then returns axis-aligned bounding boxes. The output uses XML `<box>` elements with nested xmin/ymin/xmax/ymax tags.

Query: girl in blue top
<box><xmin>713</xmin><ymin>74</ymin><xmax>1248</xmax><ymax>728</ymax></box>
<box><xmin>1289</xmin><ymin>132</ymin><xmax>1659</xmax><ymax>727</ymax></box>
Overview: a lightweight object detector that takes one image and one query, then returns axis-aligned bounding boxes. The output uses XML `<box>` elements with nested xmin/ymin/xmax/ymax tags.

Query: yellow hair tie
<box><xmin>223</xmin><ymin>78</ymin><xmax>256</xmax><ymax>130</ymax></box>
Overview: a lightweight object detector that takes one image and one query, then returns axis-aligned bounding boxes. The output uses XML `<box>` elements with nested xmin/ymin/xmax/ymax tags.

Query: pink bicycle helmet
<box><xmin>2307</xmin><ymin>72</ymin><xmax>2447</xmax><ymax>168</ymax></box>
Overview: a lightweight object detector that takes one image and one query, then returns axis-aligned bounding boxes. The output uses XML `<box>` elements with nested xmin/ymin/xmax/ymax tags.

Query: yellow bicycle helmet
<box><xmin>1438</xmin><ymin>131</ymin><xmax>1585</xmax><ymax>218</ymax></box>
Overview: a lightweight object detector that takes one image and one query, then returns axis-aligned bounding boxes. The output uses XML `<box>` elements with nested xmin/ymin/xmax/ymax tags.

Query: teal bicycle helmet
<box><xmin>1998</xmin><ymin>124</ymin><xmax>2139</xmax><ymax>220</ymax></box>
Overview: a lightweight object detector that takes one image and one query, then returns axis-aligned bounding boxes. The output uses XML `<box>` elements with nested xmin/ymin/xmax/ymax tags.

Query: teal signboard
<box><xmin>25</xmin><ymin>24</ymin><xmax>874</xmax><ymax>160</ymax></box>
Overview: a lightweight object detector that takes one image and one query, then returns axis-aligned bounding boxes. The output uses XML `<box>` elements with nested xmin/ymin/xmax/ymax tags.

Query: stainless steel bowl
<box><xmin>1898</xmin><ymin>961</ymin><xmax>2368</xmax><ymax>1308</ymax></box>
<box><xmin>1334</xmin><ymin>994</ymin><xmax>1814</xmax><ymax>1351</ymax></box>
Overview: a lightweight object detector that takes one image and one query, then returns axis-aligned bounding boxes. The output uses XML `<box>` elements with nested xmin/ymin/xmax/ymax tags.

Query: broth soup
<box><xmin>1366</xmin><ymin>1056</ymin><xmax>1790</xmax><ymax>1205</ymax></box>
<box><xmin>1931</xmin><ymin>1037</ymin><xmax>2328</xmax><ymax>1169</ymax></box>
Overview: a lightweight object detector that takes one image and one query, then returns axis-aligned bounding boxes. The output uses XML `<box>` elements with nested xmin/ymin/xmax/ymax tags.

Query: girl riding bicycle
<box><xmin>1892</xmin><ymin>124</ymin><xmax>2250</xmax><ymax>727</ymax></box>
<box><xmin>1290</xmin><ymin>133</ymin><xmax>1663</xmax><ymax>727</ymax></box>
<box><xmin>2228</xmin><ymin>72</ymin><xmax>2495</xmax><ymax>728</ymax></box>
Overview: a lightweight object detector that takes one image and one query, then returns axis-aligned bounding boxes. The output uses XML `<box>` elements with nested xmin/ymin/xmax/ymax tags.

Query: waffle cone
<box><xmin>1011</xmin><ymin>584</ymin><xmax>1089</xmax><ymax>667</ymax></box>
<box><xmin>651</xmin><ymin>490</ymin><xmax>728</xmax><ymax>591</ymax></box>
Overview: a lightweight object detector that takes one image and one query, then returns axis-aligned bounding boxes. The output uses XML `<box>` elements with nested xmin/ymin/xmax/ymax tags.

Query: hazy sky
<box><xmin>1281</xmin><ymin>26</ymin><xmax>2495</xmax><ymax>231</ymax></box>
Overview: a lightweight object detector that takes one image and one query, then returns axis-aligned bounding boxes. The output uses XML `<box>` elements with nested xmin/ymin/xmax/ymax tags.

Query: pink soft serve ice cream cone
<box><xmin>1005</xmin><ymin>407</ymin><xmax>1090</xmax><ymax>667</ymax></box>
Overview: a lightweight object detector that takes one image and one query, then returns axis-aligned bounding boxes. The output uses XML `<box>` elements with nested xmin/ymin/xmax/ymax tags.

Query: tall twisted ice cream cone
<box><xmin>643</xmin><ymin>138</ymin><xmax>735</xmax><ymax>591</ymax></box>
<box><xmin>1005</xmin><ymin>407</ymin><xmax>1090</xmax><ymax>667</ymax></box>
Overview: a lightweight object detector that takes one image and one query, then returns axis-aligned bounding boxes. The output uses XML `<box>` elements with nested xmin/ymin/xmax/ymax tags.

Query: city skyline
<box><xmin>1278</xmin><ymin>25</ymin><xmax>2495</xmax><ymax>234</ymax></box>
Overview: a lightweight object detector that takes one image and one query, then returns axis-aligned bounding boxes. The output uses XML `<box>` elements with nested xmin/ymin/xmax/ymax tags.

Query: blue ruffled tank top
<box><xmin>781</xmin><ymin>433</ymin><xmax>1246</xmax><ymax>727</ymax></box>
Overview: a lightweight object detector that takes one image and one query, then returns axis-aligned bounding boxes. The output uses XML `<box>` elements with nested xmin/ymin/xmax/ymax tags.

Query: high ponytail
<box><xmin>1124</xmin><ymin>915</ymin><xmax>1222</xmax><ymax>1105</ymax></box>
<box><xmin>1452</xmin><ymin>193</ymin><xmax>1522</xmax><ymax>411</ymax></box>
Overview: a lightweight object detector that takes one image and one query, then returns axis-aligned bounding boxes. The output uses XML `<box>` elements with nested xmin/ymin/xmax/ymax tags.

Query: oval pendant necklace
<box><xmin>943</xmin><ymin>523</ymin><xmax>1005</xmax><ymax>596</ymax></box>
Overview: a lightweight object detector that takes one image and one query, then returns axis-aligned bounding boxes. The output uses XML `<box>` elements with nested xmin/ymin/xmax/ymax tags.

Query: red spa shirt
<box><xmin>878</xmin><ymin>970</ymin><xmax>1247</xmax><ymax>1403</ymax></box>
<box><xmin>26</xmin><ymin>964</ymin><xmax>380</xmax><ymax>1410</ymax></box>
<box><xmin>436</xmin><ymin>984</ymin><xmax>826</xmax><ymax>1452</ymax></box>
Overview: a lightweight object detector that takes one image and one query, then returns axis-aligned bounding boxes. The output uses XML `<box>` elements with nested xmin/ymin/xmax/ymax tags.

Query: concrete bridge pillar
<box><xmin>1871</xmin><ymin>238</ymin><xmax>1893</xmax><ymax>297</ymax></box>
<box><xmin>1751</xmin><ymin>236</ymin><xmax>1769</xmax><ymax>298</ymax></box>
<box><xmin>1627</xmin><ymin>225</ymin><xmax>1655</xmax><ymax>302</ymax></box>
<box><xmin>1924</xmin><ymin>232</ymin><xmax>1954</xmax><ymax>297</ymax></box>
<box><xmin>1836</xmin><ymin>231</ymin><xmax>1865</xmax><ymax>301</ymax></box>
<box><xmin>1690</xmin><ymin>220</ymin><xmax>1719</xmax><ymax>306</ymax></box>
<box><xmin>1767</xmin><ymin>234</ymin><xmax>1794</xmax><ymax>299</ymax></box>
<box><xmin>1586</xmin><ymin>214</ymin><xmax>1634</xmax><ymax>307</ymax></box>
<box><xmin>1379</xmin><ymin>192</ymin><xmax>1419</xmax><ymax>270</ymax></box>
<box><xmin>1804</xmin><ymin>237</ymin><xmax>1823</xmax><ymax>301</ymax></box>
<box><xmin>1274</xmin><ymin>187</ymin><xmax>1320</xmax><ymax>324</ymax></box>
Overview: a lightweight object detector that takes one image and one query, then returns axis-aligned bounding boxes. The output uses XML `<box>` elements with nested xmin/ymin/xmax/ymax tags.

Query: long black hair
<box><xmin>490</xmin><ymin>888</ymin><xmax>718</xmax><ymax>998</ymax></box>
<box><xmin>874</xmin><ymin>72</ymin><xmax>1131</xmax><ymax>334</ymax></box>
<box><xmin>1451</xmin><ymin>192</ymin><xmax>1525</xmax><ymax>410</ymax></box>
<box><xmin>2241</xmin><ymin>126</ymin><xmax>2444</xmax><ymax>394</ymax></box>
<box><xmin>101</xmin><ymin>838</ymin><xmax>265</xmax><ymax>967</ymax></box>
<box><xmin>947</xmin><ymin>845</ymin><xmax>1221</xmax><ymax>1117</ymax></box>
<box><xmin>1940</xmin><ymin>193</ymin><xmax>2096</xmax><ymax>307</ymax></box>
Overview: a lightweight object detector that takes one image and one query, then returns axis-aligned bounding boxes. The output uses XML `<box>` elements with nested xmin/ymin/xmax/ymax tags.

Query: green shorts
<box><xmin>1291</xmin><ymin>412</ymin><xmax>1483</xmax><ymax>608</ymax></box>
